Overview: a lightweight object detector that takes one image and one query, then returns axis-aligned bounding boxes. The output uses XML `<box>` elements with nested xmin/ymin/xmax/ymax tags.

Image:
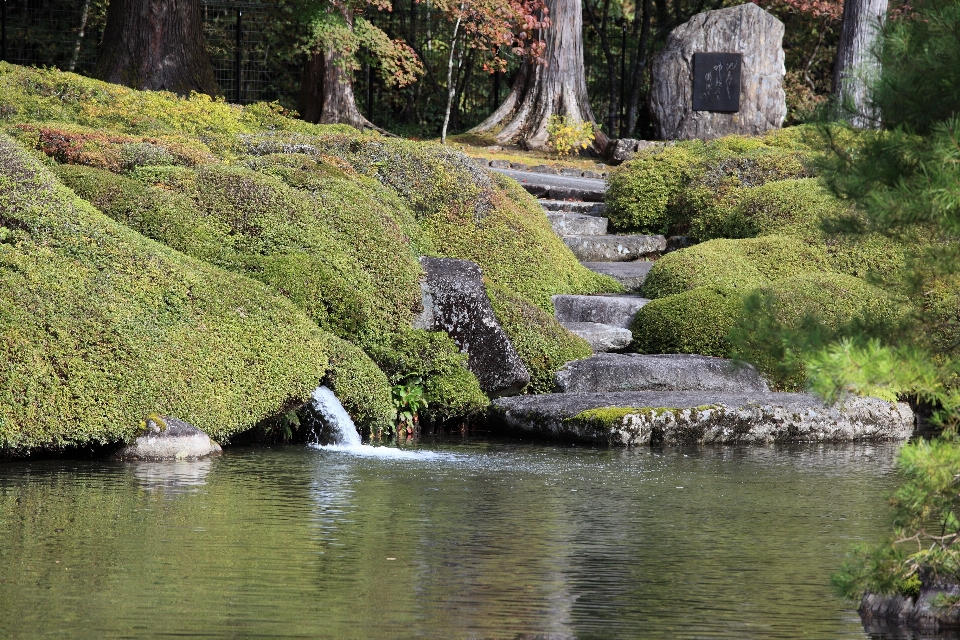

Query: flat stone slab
<box><xmin>539</xmin><ymin>200</ymin><xmax>607</xmax><ymax>216</ymax></box>
<box><xmin>582</xmin><ymin>261</ymin><xmax>654</xmax><ymax>291</ymax></box>
<box><xmin>491</xmin><ymin>167</ymin><xmax>607</xmax><ymax>202</ymax></box>
<box><xmin>553</xmin><ymin>294</ymin><xmax>649</xmax><ymax>328</ymax></box>
<box><xmin>555</xmin><ymin>353</ymin><xmax>770</xmax><ymax>393</ymax></box>
<box><xmin>492</xmin><ymin>392</ymin><xmax>915</xmax><ymax>445</ymax></box>
<box><xmin>563</xmin><ymin>235</ymin><xmax>666</xmax><ymax>262</ymax></box>
<box><xmin>116</xmin><ymin>416</ymin><xmax>222</xmax><ymax>461</ymax></box>
<box><xmin>562</xmin><ymin>322</ymin><xmax>633</xmax><ymax>352</ymax></box>
<box><xmin>547</xmin><ymin>212</ymin><xmax>608</xmax><ymax>236</ymax></box>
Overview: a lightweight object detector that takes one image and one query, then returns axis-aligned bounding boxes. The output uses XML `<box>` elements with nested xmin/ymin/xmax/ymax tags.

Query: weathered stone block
<box><xmin>650</xmin><ymin>3</ymin><xmax>786</xmax><ymax>140</ymax></box>
<box><xmin>115</xmin><ymin>416</ymin><xmax>222</xmax><ymax>461</ymax></box>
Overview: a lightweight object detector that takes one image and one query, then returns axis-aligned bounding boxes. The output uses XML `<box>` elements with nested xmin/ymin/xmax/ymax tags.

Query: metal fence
<box><xmin>0</xmin><ymin>0</ymin><xmax>301</xmax><ymax>107</ymax></box>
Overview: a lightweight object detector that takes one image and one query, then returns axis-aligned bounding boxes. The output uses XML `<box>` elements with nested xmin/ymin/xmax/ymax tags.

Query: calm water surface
<box><xmin>0</xmin><ymin>440</ymin><xmax>902</xmax><ymax>638</ymax></box>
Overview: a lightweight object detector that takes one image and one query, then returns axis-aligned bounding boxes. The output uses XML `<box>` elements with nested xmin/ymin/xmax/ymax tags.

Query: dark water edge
<box><xmin>0</xmin><ymin>439</ymin><xmax>921</xmax><ymax>639</ymax></box>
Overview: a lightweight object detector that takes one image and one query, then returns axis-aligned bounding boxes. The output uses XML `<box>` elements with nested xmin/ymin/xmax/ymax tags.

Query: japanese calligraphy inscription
<box><xmin>692</xmin><ymin>52</ymin><xmax>742</xmax><ymax>113</ymax></box>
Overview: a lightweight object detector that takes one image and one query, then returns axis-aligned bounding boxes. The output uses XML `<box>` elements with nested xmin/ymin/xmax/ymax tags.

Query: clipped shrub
<box><xmin>606</xmin><ymin>130</ymin><xmax>815</xmax><ymax>234</ymax></box>
<box><xmin>630</xmin><ymin>286</ymin><xmax>746</xmax><ymax>357</ymax></box>
<box><xmin>642</xmin><ymin>235</ymin><xmax>830</xmax><ymax>299</ymax></box>
<box><xmin>731</xmin><ymin>272</ymin><xmax>903</xmax><ymax>389</ymax></box>
<box><xmin>320</xmin><ymin>334</ymin><xmax>394</xmax><ymax>433</ymax></box>
<box><xmin>0</xmin><ymin>134</ymin><xmax>347</xmax><ymax>453</ymax></box>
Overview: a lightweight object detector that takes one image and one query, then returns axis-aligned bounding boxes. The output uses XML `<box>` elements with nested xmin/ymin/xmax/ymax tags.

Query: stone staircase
<box><xmin>539</xmin><ymin>199</ymin><xmax>663</xmax><ymax>353</ymax></box>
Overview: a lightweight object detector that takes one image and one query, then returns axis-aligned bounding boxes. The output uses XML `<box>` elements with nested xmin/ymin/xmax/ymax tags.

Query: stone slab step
<box><xmin>546</xmin><ymin>213</ymin><xmax>608</xmax><ymax>236</ymax></box>
<box><xmin>554</xmin><ymin>353</ymin><xmax>770</xmax><ymax>394</ymax></box>
<box><xmin>552</xmin><ymin>294</ymin><xmax>648</xmax><ymax>328</ymax></box>
<box><xmin>581</xmin><ymin>261</ymin><xmax>654</xmax><ymax>291</ymax></box>
<box><xmin>491</xmin><ymin>391</ymin><xmax>915</xmax><ymax>446</ymax></box>
<box><xmin>562</xmin><ymin>322</ymin><xmax>632</xmax><ymax>352</ymax></box>
<box><xmin>539</xmin><ymin>200</ymin><xmax>607</xmax><ymax>216</ymax></box>
<box><xmin>491</xmin><ymin>167</ymin><xmax>607</xmax><ymax>202</ymax></box>
<box><xmin>563</xmin><ymin>235</ymin><xmax>666</xmax><ymax>262</ymax></box>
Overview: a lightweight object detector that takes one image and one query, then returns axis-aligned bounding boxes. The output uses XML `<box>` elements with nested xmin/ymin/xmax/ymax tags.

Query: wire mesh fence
<box><xmin>0</xmin><ymin>0</ymin><xmax>301</xmax><ymax>107</ymax></box>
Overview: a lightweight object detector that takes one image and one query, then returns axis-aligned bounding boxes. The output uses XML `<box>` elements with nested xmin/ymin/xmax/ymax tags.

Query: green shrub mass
<box><xmin>0</xmin><ymin>63</ymin><xmax>617</xmax><ymax>451</ymax></box>
<box><xmin>0</xmin><ymin>133</ymin><xmax>394</xmax><ymax>451</ymax></box>
<box><xmin>630</xmin><ymin>286</ymin><xmax>746</xmax><ymax>358</ymax></box>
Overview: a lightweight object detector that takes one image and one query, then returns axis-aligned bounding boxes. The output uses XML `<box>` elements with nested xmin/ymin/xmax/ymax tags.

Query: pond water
<box><xmin>0</xmin><ymin>440</ymin><xmax>903</xmax><ymax>639</ymax></box>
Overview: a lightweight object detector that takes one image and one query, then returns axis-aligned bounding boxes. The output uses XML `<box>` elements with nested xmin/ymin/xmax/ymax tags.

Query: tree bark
<box><xmin>468</xmin><ymin>0</ymin><xmax>608</xmax><ymax>152</ymax></box>
<box><xmin>95</xmin><ymin>0</ymin><xmax>218</xmax><ymax>97</ymax></box>
<box><xmin>833</xmin><ymin>0</ymin><xmax>888</xmax><ymax>128</ymax></box>
<box><xmin>625</xmin><ymin>0</ymin><xmax>651</xmax><ymax>137</ymax></box>
<box><xmin>297</xmin><ymin>10</ymin><xmax>383</xmax><ymax>132</ymax></box>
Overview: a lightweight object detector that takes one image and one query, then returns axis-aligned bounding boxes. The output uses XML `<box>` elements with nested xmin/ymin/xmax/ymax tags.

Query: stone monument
<box><xmin>649</xmin><ymin>3</ymin><xmax>786</xmax><ymax>141</ymax></box>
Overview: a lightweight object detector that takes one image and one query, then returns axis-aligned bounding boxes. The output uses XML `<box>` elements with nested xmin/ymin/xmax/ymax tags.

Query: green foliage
<box><xmin>605</xmin><ymin>130</ymin><xmax>816</xmax><ymax>234</ymax></box>
<box><xmin>391</xmin><ymin>376</ymin><xmax>429</xmax><ymax>435</ymax></box>
<box><xmin>0</xmin><ymin>133</ymin><xmax>343</xmax><ymax>452</ymax></box>
<box><xmin>641</xmin><ymin>235</ymin><xmax>830</xmax><ymax>299</ymax></box>
<box><xmin>730</xmin><ymin>273</ymin><xmax>902</xmax><ymax>390</ymax></box>
<box><xmin>630</xmin><ymin>286</ymin><xmax>745</xmax><ymax>358</ymax></box>
<box><xmin>545</xmin><ymin>116</ymin><xmax>597</xmax><ymax>157</ymax></box>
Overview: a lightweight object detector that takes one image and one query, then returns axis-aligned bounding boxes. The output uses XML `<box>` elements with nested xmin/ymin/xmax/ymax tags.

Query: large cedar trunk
<box><xmin>469</xmin><ymin>0</ymin><xmax>608</xmax><ymax>152</ymax></box>
<box><xmin>95</xmin><ymin>0</ymin><xmax>218</xmax><ymax>97</ymax></box>
<box><xmin>833</xmin><ymin>0</ymin><xmax>888</xmax><ymax>128</ymax></box>
<box><xmin>298</xmin><ymin>9</ymin><xmax>381</xmax><ymax>132</ymax></box>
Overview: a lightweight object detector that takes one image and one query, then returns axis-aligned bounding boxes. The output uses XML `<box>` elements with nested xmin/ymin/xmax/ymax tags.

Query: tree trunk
<box><xmin>297</xmin><ymin>11</ymin><xmax>383</xmax><ymax>132</ymax></box>
<box><xmin>95</xmin><ymin>0</ymin><xmax>218</xmax><ymax>97</ymax></box>
<box><xmin>833</xmin><ymin>0</ymin><xmax>888</xmax><ymax>128</ymax></box>
<box><xmin>468</xmin><ymin>0</ymin><xmax>608</xmax><ymax>152</ymax></box>
<box><xmin>625</xmin><ymin>0</ymin><xmax>651</xmax><ymax>137</ymax></box>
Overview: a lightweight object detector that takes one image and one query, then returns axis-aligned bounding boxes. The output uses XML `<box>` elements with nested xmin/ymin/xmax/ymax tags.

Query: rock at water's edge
<box><xmin>115</xmin><ymin>416</ymin><xmax>222</xmax><ymax>461</ymax></box>
<box><xmin>860</xmin><ymin>578</ymin><xmax>960</xmax><ymax>637</ymax></box>
<box><xmin>555</xmin><ymin>353</ymin><xmax>770</xmax><ymax>394</ymax></box>
<box><xmin>413</xmin><ymin>257</ymin><xmax>530</xmax><ymax>397</ymax></box>
<box><xmin>650</xmin><ymin>3</ymin><xmax>786</xmax><ymax>141</ymax></box>
<box><xmin>492</xmin><ymin>391</ymin><xmax>914</xmax><ymax>445</ymax></box>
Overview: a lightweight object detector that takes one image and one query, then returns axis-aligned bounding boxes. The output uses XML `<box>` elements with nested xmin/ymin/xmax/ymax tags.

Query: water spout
<box><xmin>310</xmin><ymin>386</ymin><xmax>362</xmax><ymax>447</ymax></box>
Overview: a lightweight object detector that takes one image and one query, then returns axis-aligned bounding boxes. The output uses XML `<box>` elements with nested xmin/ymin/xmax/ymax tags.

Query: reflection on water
<box><xmin>0</xmin><ymin>441</ymin><xmax>910</xmax><ymax>638</ymax></box>
<box><xmin>131</xmin><ymin>458</ymin><xmax>213</xmax><ymax>495</ymax></box>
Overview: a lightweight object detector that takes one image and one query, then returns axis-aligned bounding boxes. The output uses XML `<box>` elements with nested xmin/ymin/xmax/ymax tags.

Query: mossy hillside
<box><xmin>0</xmin><ymin>134</ymin><xmax>393</xmax><ymax>452</ymax></box>
<box><xmin>641</xmin><ymin>235</ymin><xmax>830</xmax><ymax>299</ymax></box>
<box><xmin>606</xmin><ymin>128</ymin><xmax>816</xmax><ymax>234</ymax></box>
<box><xmin>56</xmin><ymin>160</ymin><xmax>484</xmax><ymax>420</ymax></box>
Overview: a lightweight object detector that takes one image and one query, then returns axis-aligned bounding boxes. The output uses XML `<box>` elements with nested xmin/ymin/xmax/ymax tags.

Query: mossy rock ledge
<box><xmin>859</xmin><ymin>576</ymin><xmax>960</xmax><ymax>637</ymax></box>
<box><xmin>490</xmin><ymin>392</ymin><xmax>914</xmax><ymax>446</ymax></box>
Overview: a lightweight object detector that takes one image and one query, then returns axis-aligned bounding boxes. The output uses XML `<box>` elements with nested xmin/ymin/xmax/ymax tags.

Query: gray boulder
<box><xmin>492</xmin><ymin>391</ymin><xmax>914</xmax><ymax>446</ymax></box>
<box><xmin>650</xmin><ymin>3</ymin><xmax>786</xmax><ymax>141</ymax></box>
<box><xmin>605</xmin><ymin>138</ymin><xmax>664</xmax><ymax>165</ymax></box>
<box><xmin>860</xmin><ymin>576</ymin><xmax>960</xmax><ymax>636</ymax></box>
<box><xmin>413</xmin><ymin>257</ymin><xmax>530</xmax><ymax>397</ymax></box>
<box><xmin>116</xmin><ymin>416</ymin><xmax>222</xmax><ymax>461</ymax></box>
<box><xmin>555</xmin><ymin>353</ymin><xmax>770</xmax><ymax>393</ymax></box>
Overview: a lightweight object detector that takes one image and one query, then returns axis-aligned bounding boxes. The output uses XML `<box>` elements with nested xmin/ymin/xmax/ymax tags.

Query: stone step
<box><xmin>552</xmin><ymin>294</ymin><xmax>648</xmax><ymax>328</ymax></box>
<box><xmin>562</xmin><ymin>322</ymin><xmax>632</xmax><ymax>353</ymax></box>
<box><xmin>554</xmin><ymin>353</ymin><xmax>770</xmax><ymax>394</ymax></box>
<box><xmin>563</xmin><ymin>235</ymin><xmax>666</xmax><ymax>262</ymax></box>
<box><xmin>491</xmin><ymin>391</ymin><xmax>915</xmax><ymax>446</ymax></box>
<box><xmin>491</xmin><ymin>167</ymin><xmax>607</xmax><ymax>202</ymax></box>
<box><xmin>581</xmin><ymin>261</ymin><xmax>654</xmax><ymax>292</ymax></box>
<box><xmin>539</xmin><ymin>200</ymin><xmax>607</xmax><ymax>216</ymax></box>
<box><xmin>546</xmin><ymin>213</ymin><xmax>608</xmax><ymax>236</ymax></box>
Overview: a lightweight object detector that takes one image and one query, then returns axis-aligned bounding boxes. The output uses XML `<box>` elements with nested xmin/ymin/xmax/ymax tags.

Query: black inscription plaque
<box><xmin>692</xmin><ymin>52</ymin><xmax>742</xmax><ymax>112</ymax></box>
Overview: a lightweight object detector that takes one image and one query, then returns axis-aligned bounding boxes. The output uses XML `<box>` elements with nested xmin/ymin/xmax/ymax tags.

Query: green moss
<box><xmin>486</xmin><ymin>283</ymin><xmax>593</xmax><ymax>393</ymax></box>
<box><xmin>0</xmin><ymin>133</ymin><xmax>347</xmax><ymax>453</ymax></box>
<box><xmin>630</xmin><ymin>286</ymin><xmax>746</xmax><ymax>357</ymax></box>
<box><xmin>365</xmin><ymin>329</ymin><xmax>489</xmax><ymax>421</ymax></box>
<box><xmin>642</xmin><ymin>235</ymin><xmax>830</xmax><ymax>299</ymax></box>
<box><xmin>606</xmin><ymin>130</ymin><xmax>816</xmax><ymax>234</ymax></box>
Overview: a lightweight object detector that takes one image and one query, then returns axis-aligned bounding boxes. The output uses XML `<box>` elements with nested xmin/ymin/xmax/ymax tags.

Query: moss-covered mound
<box><xmin>0</xmin><ymin>134</ymin><xmax>393</xmax><ymax>452</ymax></box>
<box><xmin>606</xmin><ymin>129</ymin><xmax>816</xmax><ymax>234</ymax></box>
<box><xmin>630</xmin><ymin>286</ymin><xmax>746</xmax><ymax>357</ymax></box>
<box><xmin>642</xmin><ymin>235</ymin><xmax>831</xmax><ymax>299</ymax></box>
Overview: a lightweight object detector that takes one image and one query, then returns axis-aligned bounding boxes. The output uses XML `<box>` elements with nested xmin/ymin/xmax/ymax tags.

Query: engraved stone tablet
<box><xmin>692</xmin><ymin>52</ymin><xmax>741</xmax><ymax>112</ymax></box>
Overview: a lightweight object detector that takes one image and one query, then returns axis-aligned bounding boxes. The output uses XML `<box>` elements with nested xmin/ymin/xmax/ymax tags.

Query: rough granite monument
<box><xmin>649</xmin><ymin>2</ymin><xmax>786</xmax><ymax>141</ymax></box>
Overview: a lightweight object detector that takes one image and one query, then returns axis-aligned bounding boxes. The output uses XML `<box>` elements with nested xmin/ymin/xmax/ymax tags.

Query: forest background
<box><xmin>0</xmin><ymin>0</ymin><xmax>838</xmax><ymax>140</ymax></box>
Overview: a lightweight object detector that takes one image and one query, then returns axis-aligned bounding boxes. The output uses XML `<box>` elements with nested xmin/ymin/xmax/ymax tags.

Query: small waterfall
<box><xmin>310</xmin><ymin>386</ymin><xmax>362</xmax><ymax>447</ymax></box>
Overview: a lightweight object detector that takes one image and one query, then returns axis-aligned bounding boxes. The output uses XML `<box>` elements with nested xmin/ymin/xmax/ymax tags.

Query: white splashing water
<box><xmin>308</xmin><ymin>386</ymin><xmax>444</xmax><ymax>460</ymax></box>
